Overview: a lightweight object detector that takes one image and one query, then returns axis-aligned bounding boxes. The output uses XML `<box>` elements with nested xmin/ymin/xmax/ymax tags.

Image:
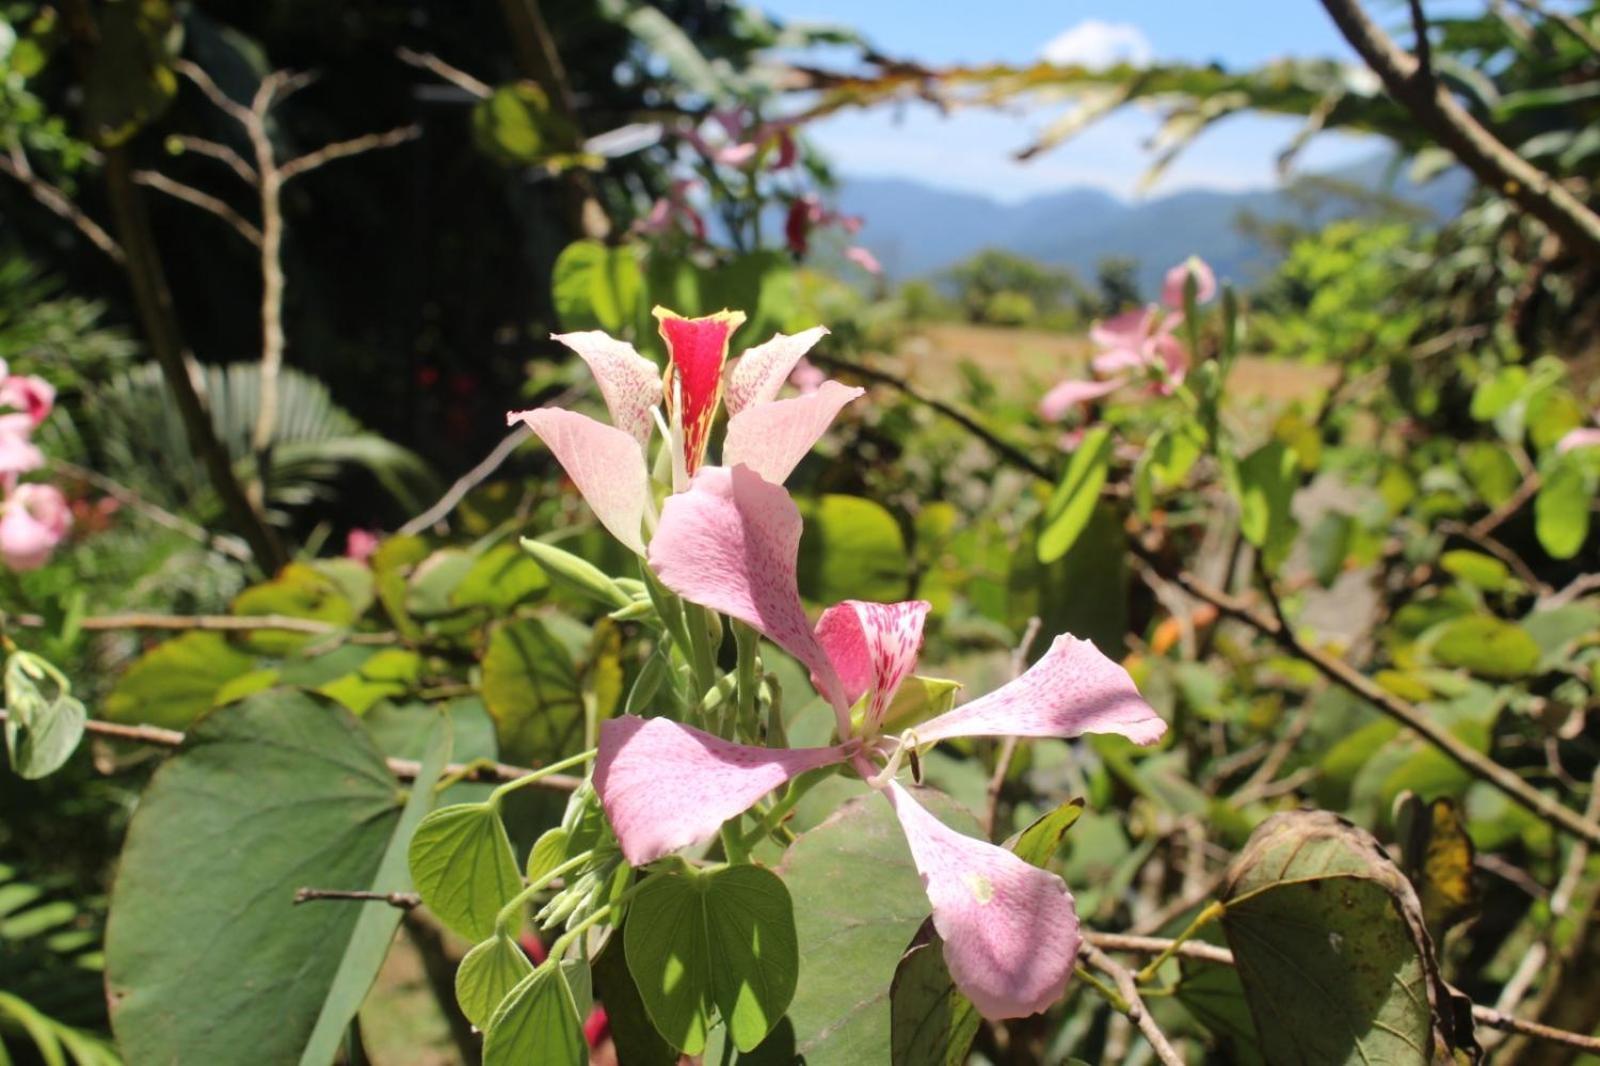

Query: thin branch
<box><xmin>1084</xmin><ymin>931</ymin><xmax>1234</xmax><ymax>967</ymax></box>
<box><xmin>1438</xmin><ymin>519</ymin><xmax>1548</xmax><ymax>593</ymax></box>
<box><xmin>280</xmin><ymin>125</ymin><xmax>422</xmax><ymax>181</ymax></box>
<box><xmin>173</xmin><ymin>59</ymin><xmax>254</xmax><ymax>126</ymax></box>
<box><xmin>1470</xmin><ymin>471</ymin><xmax>1540</xmax><ymax>539</ymax></box>
<box><xmin>0</xmin><ymin>144</ymin><xmax>125</xmax><ymax>263</ymax></box>
<box><xmin>1319</xmin><ymin>0</ymin><xmax>1600</xmax><ymax>264</ymax></box>
<box><xmin>1079</xmin><ymin>943</ymin><xmax>1186</xmax><ymax>1066</ymax></box>
<box><xmin>49</xmin><ymin>458</ymin><xmax>252</xmax><ymax>561</ymax></box>
<box><xmin>1130</xmin><ymin>540</ymin><xmax>1600</xmax><ymax>846</ymax></box>
<box><xmin>400</xmin><ymin>424</ymin><xmax>532</xmax><ymax>536</ymax></box>
<box><xmin>1471</xmin><ymin>1006</ymin><xmax>1600</xmax><ymax>1054</ymax></box>
<box><xmin>165</xmin><ymin>134</ymin><xmax>258</xmax><ymax>185</ymax></box>
<box><xmin>294</xmin><ymin>887</ymin><xmax>420</xmax><ymax>909</ymax></box>
<box><xmin>1408</xmin><ymin>0</ymin><xmax>1433</xmax><ymax>77</ymax></box>
<box><xmin>395</xmin><ymin>47</ymin><xmax>493</xmax><ymax>99</ymax></box>
<box><xmin>0</xmin><ymin>709</ymin><xmax>583</xmax><ymax>792</ymax></box>
<box><xmin>984</xmin><ymin>616</ymin><xmax>1040</xmax><ymax>837</ymax></box>
<box><xmin>131</xmin><ymin>169</ymin><xmax>263</xmax><ymax>246</ymax></box>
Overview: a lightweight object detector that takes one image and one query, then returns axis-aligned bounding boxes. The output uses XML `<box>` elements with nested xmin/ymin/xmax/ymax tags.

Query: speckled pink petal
<box><xmin>507</xmin><ymin>407</ymin><xmax>650</xmax><ymax>555</ymax></box>
<box><xmin>722</xmin><ymin>380</ymin><xmax>864</xmax><ymax>484</ymax></box>
<box><xmin>884</xmin><ymin>782</ymin><xmax>1079</xmax><ymax>1019</ymax></box>
<box><xmin>552</xmin><ymin>331</ymin><xmax>662</xmax><ymax>446</ymax></box>
<box><xmin>914</xmin><ymin>635</ymin><xmax>1165</xmax><ymax>747</ymax></box>
<box><xmin>648</xmin><ymin>465</ymin><xmax>852</xmax><ymax>730</ymax></box>
<box><xmin>1557</xmin><ymin>427</ymin><xmax>1600</xmax><ymax>453</ymax></box>
<box><xmin>595</xmin><ymin>716</ymin><xmax>850</xmax><ymax>865</ymax></box>
<box><xmin>1038</xmin><ymin>378</ymin><xmax>1125</xmax><ymax>421</ymax></box>
<box><xmin>724</xmin><ymin>326</ymin><xmax>829</xmax><ymax>414</ymax></box>
<box><xmin>815</xmin><ymin>600</ymin><xmax>930</xmax><ymax>732</ymax></box>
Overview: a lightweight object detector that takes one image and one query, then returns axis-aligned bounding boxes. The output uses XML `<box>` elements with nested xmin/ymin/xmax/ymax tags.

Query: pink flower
<box><xmin>345</xmin><ymin>528</ymin><xmax>380</xmax><ymax>564</ymax></box>
<box><xmin>506</xmin><ymin>313</ymin><xmax>859</xmax><ymax>554</ymax></box>
<box><xmin>845</xmin><ymin>245</ymin><xmax>883</xmax><ymax>276</ymax></box>
<box><xmin>1040</xmin><ymin>292</ymin><xmax>1192</xmax><ymax>422</ymax></box>
<box><xmin>1557</xmin><ymin>426</ymin><xmax>1600</xmax><ymax>453</ymax></box>
<box><xmin>594</xmin><ymin>465</ymin><xmax>1165</xmax><ymax>1019</ymax></box>
<box><xmin>0</xmin><ymin>374</ymin><xmax>55</xmax><ymax>427</ymax></box>
<box><xmin>0</xmin><ymin>482</ymin><xmax>71</xmax><ymax>570</ymax></box>
<box><xmin>634</xmin><ymin>179</ymin><xmax>706</xmax><ymax>241</ymax></box>
<box><xmin>0</xmin><ymin>414</ymin><xmax>44</xmax><ymax>478</ymax></box>
<box><xmin>1161</xmin><ymin>256</ymin><xmax>1216</xmax><ymax>310</ymax></box>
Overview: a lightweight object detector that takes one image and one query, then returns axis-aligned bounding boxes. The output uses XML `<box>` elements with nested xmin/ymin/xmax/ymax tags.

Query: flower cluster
<box><xmin>1040</xmin><ymin>256</ymin><xmax>1215</xmax><ymax>421</ymax></box>
<box><xmin>0</xmin><ymin>363</ymin><xmax>68</xmax><ymax>571</ymax></box>
<box><xmin>509</xmin><ymin>309</ymin><xmax>1165</xmax><ymax>1020</ymax></box>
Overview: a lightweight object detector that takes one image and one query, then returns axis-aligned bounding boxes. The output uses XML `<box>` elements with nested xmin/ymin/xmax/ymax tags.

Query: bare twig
<box><xmin>0</xmin><ymin>144</ymin><xmax>125</xmax><ymax>263</ymax></box>
<box><xmin>984</xmin><ymin>616</ymin><xmax>1041</xmax><ymax>837</ymax></box>
<box><xmin>1408</xmin><ymin>0</ymin><xmax>1433</xmax><ymax>76</ymax></box>
<box><xmin>1469</xmin><ymin>472</ymin><xmax>1541</xmax><ymax>540</ymax></box>
<box><xmin>1084</xmin><ymin>930</ymin><xmax>1234</xmax><ymax>967</ymax></box>
<box><xmin>401</xmin><ymin>424</ymin><xmax>533</xmax><ymax>536</ymax></box>
<box><xmin>49</xmin><ymin>458</ymin><xmax>253</xmax><ymax>561</ymax></box>
<box><xmin>1079</xmin><ymin>943</ymin><xmax>1186</xmax><ymax>1066</ymax></box>
<box><xmin>294</xmin><ymin>887</ymin><xmax>420</xmax><ymax>909</ymax></box>
<box><xmin>165</xmin><ymin>134</ymin><xmax>258</xmax><ymax>185</ymax></box>
<box><xmin>395</xmin><ymin>47</ymin><xmax>493</xmax><ymax>99</ymax></box>
<box><xmin>0</xmin><ymin>708</ymin><xmax>583</xmax><ymax>791</ymax></box>
<box><xmin>1319</xmin><ymin>0</ymin><xmax>1600</xmax><ymax>264</ymax></box>
<box><xmin>280</xmin><ymin>125</ymin><xmax>422</xmax><ymax>181</ymax></box>
<box><xmin>131</xmin><ymin>168</ymin><xmax>263</xmax><ymax>246</ymax></box>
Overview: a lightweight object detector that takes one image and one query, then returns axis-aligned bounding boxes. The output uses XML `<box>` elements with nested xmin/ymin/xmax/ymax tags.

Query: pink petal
<box><xmin>722</xmin><ymin>380</ymin><xmax>863</xmax><ymax>484</ymax></box>
<box><xmin>595</xmin><ymin>716</ymin><xmax>850</xmax><ymax>865</ymax></box>
<box><xmin>884</xmin><ymin>782</ymin><xmax>1078</xmax><ymax>1019</ymax></box>
<box><xmin>507</xmin><ymin>408</ymin><xmax>650</xmax><ymax>555</ymax></box>
<box><xmin>814</xmin><ymin>600</ymin><xmax>930</xmax><ymax>732</ymax></box>
<box><xmin>1039</xmin><ymin>378</ymin><xmax>1125</xmax><ymax>421</ymax></box>
<box><xmin>914</xmin><ymin>635</ymin><xmax>1166</xmax><ymax>747</ymax></box>
<box><xmin>0</xmin><ymin>415</ymin><xmax>43</xmax><ymax>477</ymax></box>
<box><xmin>789</xmin><ymin>358</ymin><xmax>825</xmax><ymax>395</ymax></box>
<box><xmin>1089</xmin><ymin>308</ymin><xmax>1153</xmax><ymax>352</ymax></box>
<box><xmin>648</xmin><ymin>465</ymin><xmax>852</xmax><ymax>730</ymax></box>
<box><xmin>344</xmin><ymin>528</ymin><xmax>380</xmax><ymax>564</ymax></box>
<box><xmin>656</xmin><ymin>308</ymin><xmax>746</xmax><ymax>475</ymax></box>
<box><xmin>845</xmin><ymin>245</ymin><xmax>883</xmax><ymax>275</ymax></box>
<box><xmin>552</xmin><ymin>331</ymin><xmax>663</xmax><ymax>446</ymax></box>
<box><xmin>715</xmin><ymin>142</ymin><xmax>758</xmax><ymax>167</ymax></box>
<box><xmin>0</xmin><ymin>375</ymin><xmax>55</xmax><ymax>426</ymax></box>
<box><xmin>1557</xmin><ymin>427</ymin><xmax>1600</xmax><ymax>453</ymax></box>
<box><xmin>725</xmin><ymin>326</ymin><xmax>830</xmax><ymax>414</ymax></box>
<box><xmin>0</xmin><ymin>483</ymin><xmax>70</xmax><ymax>571</ymax></box>
<box><xmin>1161</xmin><ymin>256</ymin><xmax>1217</xmax><ymax>310</ymax></box>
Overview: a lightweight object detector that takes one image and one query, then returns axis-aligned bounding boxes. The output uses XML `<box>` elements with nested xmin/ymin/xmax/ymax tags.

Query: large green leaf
<box><xmin>231</xmin><ymin>562</ymin><xmax>358</xmax><ymax>655</ymax></box>
<box><xmin>890</xmin><ymin>924</ymin><xmax>979</xmax><ymax>1066</ymax></box>
<box><xmin>776</xmin><ymin>790</ymin><xmax>978</xmax><ymax>1063</ymax></box>
<box><xmin>1038</xmin><ymin>425</ymin><xmax>1112</xmax><ymax>563</ymax></box>
<box><xmin>102</xmin><ymin>631</ymin><xmax>256</xmax><ymax>729</ymax></box>
<box><xmin>1218</xmin><ymin>811</ymin><xmax>1472</xmax><ymax>1064</ymax></box>
<box><xmin>408</xmin><ymin>802</ymin><xmax>523</xmax><ymax>943</ymax></box>
<box><xmin>592</xmin><ymin>928</ymin><xmax>678</xmax><ymax>1066</ymax></box>
<box><xmin>624</xmin><ymin>864</ymin><xmax>799</xmax><ymax>1054</ymax></box>
<box><xmin>798</xmin><ymin>494</ymin><xmax>909</xmax><ymax>604</ymax></box>
<box><xmin>105</xmin><ymin>691</ymin><xmax>403</xmax><ymax>1063</ymax></box>
<box><xmin>300</xmin><ymin>713</ymin><xmax>451</xmax><ymax>1065</ymax></box>
<box><xmin>481</xmin><ymin>618</ymin><xmax>586</xmax><ymax>765</ymax></box>
<box><xmin>482</xmin><ymin>963</ymin><xmax>587</xmax><ymax>1066</ymax></box>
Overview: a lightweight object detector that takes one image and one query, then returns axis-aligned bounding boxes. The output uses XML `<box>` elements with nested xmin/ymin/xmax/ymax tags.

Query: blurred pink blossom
<box><xmin>0</xmin><ymin>374</ymin><xmax>55</xmax><ymax>427</ymax></box>
<box><xmin>345</xmin><ymin>528</ymin><xmax>380</xmax><ymax>564</ymax></box>
<box><xmin>1557</xmin><ymin>426</ymin><xmax>1600</xmax><ymax>453</ymax></box>
<box><xmin>634</xmin><ymin>179</ymin><xmax>706</xmax><ymax>241</ymax></box>
<box><xmin>1161</xmin><ymin>256</ymin><xmax>1216</xmax><ymax>310</ymax></box>
<box><xmin>0</xmin><ymin>482</ymin><xmax>71</xmax><ymax>570</ymax></box>
<box><xmin>789</xmin><ymin>357</ymin><xmax>826</xmax><ymax>394</ymax></box>
<box><xmin>0</xmin><ymin>414</ymin><xmax>44</xmax><ymax>478</ymax></box>
<box><xmin>845</xmin><ymin>245</ymin><xmax>882</xmax><ymax>275</ymax></box>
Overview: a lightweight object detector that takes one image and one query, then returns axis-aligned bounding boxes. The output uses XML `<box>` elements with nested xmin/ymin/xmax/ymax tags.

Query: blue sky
<box><xmin>758</xmin><ymin>1</ymin><xmax>1386</xmax><ymax>201</ymax></box>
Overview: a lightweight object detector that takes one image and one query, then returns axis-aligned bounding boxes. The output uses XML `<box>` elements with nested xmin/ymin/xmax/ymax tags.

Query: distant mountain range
<box><xmin>833</xmin><ymin>155</ymin><xmax>1473</xmax><ymax>292</ymax></box>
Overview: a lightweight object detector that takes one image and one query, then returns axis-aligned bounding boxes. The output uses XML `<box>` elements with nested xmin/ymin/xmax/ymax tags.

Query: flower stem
<box><xmin>494</xmin><ymin>853</ymin><xmax>592</xmax><ymax>938</ymax></box>
<box><xmin>739</xmin><ymin>766</ymin><xmax>834</xmax><ymax>851</ymax></box>
<box><xmin>734</xmin><ymin>621</ymin><xmax>760</xmax><ymax>742</ymax></box>
<box><xmin>1073</xmin><ymin>964</ymin><xmax>1129</xmax><ymax>1013</ymax></box>
<box><xmin>488</xmin><ymin>749</ymin><xmax>596</xmax><ymax>807</ymax></box>
<box><xmin>1134</xmin><ymin>900</ymin><xmax>1225</xmax><ymax>984</ymax></box>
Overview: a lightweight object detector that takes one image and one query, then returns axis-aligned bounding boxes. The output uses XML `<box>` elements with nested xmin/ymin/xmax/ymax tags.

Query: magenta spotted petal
<box><xmin>914</xmin><ymin>635</ymin><xmax>1165</xmax><ymax>747</ymax></box>
<box><xmin>552</xmin><ymin>331</ymin><xmax>663</xmax><ymax>446</ymax></box>
<box><xmin>648</xmin><ymin>465</ymin><xmax>853</xmax><ymax>730</ymax></box>
<box><xmin>595</xmin><ymin>716</ymin><xmax>850</xmax><ymax>865</ymax></box>
<box><xmin>814</xmin><ymin>600</ymin><xmax>931</xmax><ymax>733</ymax></box>
<box><xmin>724</xmin><ymin>326</ymin><xmax>830</xmax><ymax>414</ymax></box>
<box><xmin>722</xmin><ymin>380</ymin><xmax>864</xmax><ymax>485</ymax></box>
<box><xmin>507</xmin><ymin>407</ymin><xmax>651</xmax><ymax>555</ymax></box>
<box><xmin>884</xmin><ymin>781</ymin><xmax>1079</xmax><ymax>1019</ymax></box>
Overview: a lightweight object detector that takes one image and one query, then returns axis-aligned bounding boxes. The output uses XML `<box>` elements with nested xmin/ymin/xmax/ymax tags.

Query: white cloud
<box><xmin>1041</xmin><ymin>20</ymin><xmax>1153</xmax><ymax>69</ymax></box>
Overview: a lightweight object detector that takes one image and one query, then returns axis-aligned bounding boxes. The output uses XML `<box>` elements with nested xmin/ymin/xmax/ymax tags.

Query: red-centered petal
<box><xmin>1161</xmin><ymin>256</ymin><xmax>1217</xmax><ymax>310</ymax></box>
<box><xmin>656</xmin><ymin>307</ymin><xmax>746</xmax><ymax>475</ymax></box>
<box><xmin>722</xmin><ymin>380</ymin><xmax>863</xmax><ymax>485</ymax></box>
<box><xmin>595</xmin><ymin>716</ymin><xmax>850</xmax><ymax>865</ymax></box>
<box><xmin>815</xmin><ymin>600</ymin><xmax>930</xmax><ymax>733</ymax></box>
<box><xmin>507</xmin><ymin>408</ymin><xmax>651</xmax><ymax>555</ymax></box>
<box><xmin>883</xmin><ymin>782</ymin><xmax>1079</xmax><ymax>1019</ymax></box>
<box><xmin>1038</xmin><ymin>377</ymin><xmax>1125</xmax><ymax>421</ymax></box>
<box><xmin>914</xmin><ymin>635</ymin><xmax>1166</xmax><ymax>747</ymax></box>
<box><xmin>552</xmin><ymin>331</ymin><xmax>662</xmax><ymax>446</ymax></box>
<box><xmin>724</xmin><ymin>326</ymin><xmax>829</xmax><ymax>414</ymax></box>
<box><xmin>648</xmin><ymin>465</ymin><xmax>853</xmax><ymax>729</ymax></box>
<box><xmin>0</xmin><ymin>375</ymin><xmax>55</xmax><ymax>427</ymax></box>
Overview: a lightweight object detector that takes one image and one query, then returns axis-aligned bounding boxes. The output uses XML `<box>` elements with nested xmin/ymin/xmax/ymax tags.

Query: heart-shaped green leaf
<box><xmin>408</xmin><ymin>802</ymin><xmax>522</xmax><ymax>942</ymax></box>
